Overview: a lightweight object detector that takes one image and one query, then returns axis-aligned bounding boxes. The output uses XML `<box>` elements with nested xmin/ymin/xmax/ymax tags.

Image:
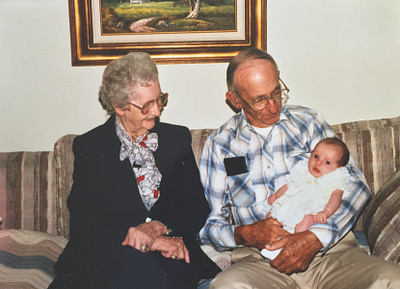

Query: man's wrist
<box><xmin>234</xmin><ymin>225</ymin><xmax>246</xmax><ymax>245</ymax></box>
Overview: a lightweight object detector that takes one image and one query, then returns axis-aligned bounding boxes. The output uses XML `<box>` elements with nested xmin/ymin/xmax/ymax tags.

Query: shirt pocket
<box><xmin>225</xmin><ymin>172</ymin><xmax>256</xmax><ymax>206</ymax></box>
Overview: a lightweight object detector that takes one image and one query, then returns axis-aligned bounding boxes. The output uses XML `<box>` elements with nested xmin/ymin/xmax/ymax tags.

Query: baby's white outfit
<box><xmin>271</xmin><ymin>160</ymin><xmax>349</xmax><ymax>232</ymax></box>
<box><xmin>261</xmin><ymin>160</ymin><xmax>349</xmax><ymax>260</ymax></box>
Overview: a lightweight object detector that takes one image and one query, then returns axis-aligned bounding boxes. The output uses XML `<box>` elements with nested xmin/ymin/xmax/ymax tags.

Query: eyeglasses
<box><xmin>128</xmin><ymin>92</ymin><xmax>169</xmax><ymax>115</ymax></box>
<box><xmin>234</xmin><ymin>79</ymin><xmax>289</xmax><ymax>112</ymax></box>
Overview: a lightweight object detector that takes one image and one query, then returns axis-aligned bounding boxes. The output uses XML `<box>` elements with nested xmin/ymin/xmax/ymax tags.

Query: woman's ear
<box><xmin>114</xmin><ymin>105</ymin><xmax>126</xmax><ymax>117</ymax></box>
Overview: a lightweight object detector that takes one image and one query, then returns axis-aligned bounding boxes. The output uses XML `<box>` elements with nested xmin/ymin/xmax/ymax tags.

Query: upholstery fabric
<box><xmin>190</xmin><ymin>128</ymin><xmax>216</xmax><ymax>166</ymax></box>
<box><xmin>332</xmin><ymin>117</ymin><xmax>400</xmax><ymax>195</ymax></box>
<box><xmin>2</xmin><ymin>117</ymin><xmax>398</xmax><ymax>238</ymax></box>
<box><xmin>332</xmin><ymin>116</ymin><xmax>400</xmax><ymax>230</ymax></box>
<box><xmin>53</xmin><ymin>134</ymin><xmax>75</xmax><ymax>239</ymax></box>
<box><xmin>0</xmin><ymin>115</ymin><xmax>399</xmax><ymax>289</ymax></box>
<box><xmin>0</xmin><ymin>152</ymin><xmax>57</xmax><ymax>235</ymax></box>
<box><xmin>200</xmin><ymin>244</ymin><xmax>231</xmax><ymax>271</ymax></box>
<box><xmin>0</xmin><ymin>229</ymin><xmax>68</xmax><ymax>288</ymax></box>
<box><xmin>363</xmin><ymin>169</ymin><xmax>400</xmax><ymax>264</ymax></box>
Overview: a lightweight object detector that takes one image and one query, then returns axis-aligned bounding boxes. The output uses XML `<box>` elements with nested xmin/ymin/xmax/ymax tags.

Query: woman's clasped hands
<box><xmin>122</xmin><ymin>220</ymin><xmax>190</xmax><ymax>263</ymax></box>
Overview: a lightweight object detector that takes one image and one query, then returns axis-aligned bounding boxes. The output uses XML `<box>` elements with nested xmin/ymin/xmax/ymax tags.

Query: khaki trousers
<box><xmin>209</xmin><ymin>232</ymin><xmax>400</xmax><ymax>289</ymax></box>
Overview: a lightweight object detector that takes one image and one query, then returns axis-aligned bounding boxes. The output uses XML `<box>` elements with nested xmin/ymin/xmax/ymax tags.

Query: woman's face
<box><xmin>115</xmin><ymin>80</ymin><xmax>162</xmax><ymax>139</ymax></box>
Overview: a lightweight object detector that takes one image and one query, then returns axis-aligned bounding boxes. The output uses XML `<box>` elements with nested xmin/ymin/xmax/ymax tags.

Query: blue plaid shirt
<box><xmin>199</xmin><ymin>105</ymin><xmax>370</xmax><ymax>251</ymax></box>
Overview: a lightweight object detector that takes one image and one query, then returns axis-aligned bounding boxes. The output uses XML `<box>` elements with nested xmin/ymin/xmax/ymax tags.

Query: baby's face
<box><xmin>308</xmin><ymin>143</ymin><xmax>342</xmax><ymax>178</ymax></box>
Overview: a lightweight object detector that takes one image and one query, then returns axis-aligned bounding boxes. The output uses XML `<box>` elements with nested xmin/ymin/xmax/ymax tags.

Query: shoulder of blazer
<box><xmin>73</xmin><ymin>114</ymin><xmax>119</xmax><ymax>152</ymax></box>
<box><xmin>151</xmin><ymin>121</ymin><xmax>191</xmax><ymax>146</ymax></box>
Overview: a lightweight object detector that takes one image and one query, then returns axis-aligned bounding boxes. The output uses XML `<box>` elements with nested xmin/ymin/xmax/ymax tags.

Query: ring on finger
<box><xmin>172</xmin><ymin>255</ymin><xmax>178</xmax><ymax>259</ymax></box>
<box><xmin>141</xmin><ymin>244</ymin><xmax>149</xmax><ymax>252</ymax></box>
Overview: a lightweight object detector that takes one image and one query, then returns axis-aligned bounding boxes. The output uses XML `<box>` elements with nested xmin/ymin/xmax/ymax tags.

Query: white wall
<box><xmin>1</xmin><ymin>0</ymin><xmax>399</xmax><ymax>152</ymax></box>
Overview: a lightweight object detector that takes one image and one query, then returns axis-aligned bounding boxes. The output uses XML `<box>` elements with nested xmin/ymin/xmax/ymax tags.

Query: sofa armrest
<box><xmin>53</xmin><ymin>134</ymin><xmax>77</xmax><ymax>239</ymax></box>
<box><xmin>363</xmin><ymin>169</ymin><xmax>400</xmax><ymax>264</ymax></box>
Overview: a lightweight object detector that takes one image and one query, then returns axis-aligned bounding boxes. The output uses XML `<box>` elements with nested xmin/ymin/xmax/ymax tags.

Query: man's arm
<box><xmin>198</xmin><ymin>136</ymin><xmax>239</xmax><ymax>250</ymax></box>
<box><xmin>265</xmin><ymin>107</ymin><xmax>371</xmax><ymax>273</ymax></box>
<box><xmin>267</xmin><ymin>167</ymin><xmax>369</xmax><ymax>274</ymax></box>
<box><xmin>199</xmin><ymin>133</ymin><xmax>290</xmax><ymax>250</ymax></box>
<box><xmin>288</xmin><ymin>108</ymin><xmax>371</xmax><ymax>250</ymax></box>
<box><xmin>234</xmin><ymin>218</ymin><xmax>290</xmax><ymax>249</ymax></box>
<box><xmin>307</xmin><ymin>166</ymin><xmax>370</xmax><ymax>249</ymax></box>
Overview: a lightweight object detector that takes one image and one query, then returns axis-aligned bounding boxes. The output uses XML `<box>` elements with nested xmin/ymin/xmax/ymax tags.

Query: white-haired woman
<box><xmin>50</xmin><ymin>52</ymin><xmax>220</xmax><ymax>289</ymax></box>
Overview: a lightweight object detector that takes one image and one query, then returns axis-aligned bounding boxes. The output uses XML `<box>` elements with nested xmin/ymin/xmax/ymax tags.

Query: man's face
<box><xmin>232</xmin><ymin>59</ymin><xmax>282</xmax><ymax>128</ymax></box>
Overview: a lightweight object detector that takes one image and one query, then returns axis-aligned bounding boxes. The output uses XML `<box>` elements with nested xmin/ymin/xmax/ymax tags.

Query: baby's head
<box><xmin>308</xmin><ymin>138</ymin><xmax>350</xmax><ymax>178</ymax></box>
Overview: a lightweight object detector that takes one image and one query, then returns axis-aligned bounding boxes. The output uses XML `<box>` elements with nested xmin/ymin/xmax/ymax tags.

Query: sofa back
<box><xmin>0</xmin><ymin>151</ymin><xmax>57</xmax><ymax>234</ymax></box>
<box><xmin>1</xmin><ymin>116</ymin><xmax>399</xmax><ymax>238</ymax></box>
<box><xmin>333</xmin><ymin>117</ymin><xmax>400</xmax><ymax>194</ymax></box>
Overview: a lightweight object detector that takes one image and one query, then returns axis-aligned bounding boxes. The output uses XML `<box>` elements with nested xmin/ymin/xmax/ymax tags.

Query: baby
<box><xmin>261</xmin><ymin>137</ymin><xmax>350</xmax><ymax>260</ymax></box>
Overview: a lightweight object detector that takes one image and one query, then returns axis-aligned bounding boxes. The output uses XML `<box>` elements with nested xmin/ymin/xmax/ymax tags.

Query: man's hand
<box><xmin>267</xmin><ymin>231</ymin><xmax>323</xmax><ymax>274</ymax></box>
<box><xmin>234</xmin><ymin>218</ymin><xmax>290</xmax><ymax>250</ymax></box>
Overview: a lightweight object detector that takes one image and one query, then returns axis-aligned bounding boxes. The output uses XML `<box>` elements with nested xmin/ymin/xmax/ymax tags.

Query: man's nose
<box><xmin>266</xmin><ymin>98</ymin><xmax>280</xmax><ymax>113</ymax></box>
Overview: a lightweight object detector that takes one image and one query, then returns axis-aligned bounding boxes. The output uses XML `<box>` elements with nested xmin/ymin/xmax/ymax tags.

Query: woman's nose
<box><xmin>150</xmin><ymin>102</ymin><xmax>161</xmax><ymax>116</ymax></box>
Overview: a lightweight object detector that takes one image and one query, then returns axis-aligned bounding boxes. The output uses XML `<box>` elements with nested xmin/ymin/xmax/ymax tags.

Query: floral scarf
<box><xmin>115</xmin><ymin>118</ymin><xmax>162</xmax><ymax>210</ymax></box>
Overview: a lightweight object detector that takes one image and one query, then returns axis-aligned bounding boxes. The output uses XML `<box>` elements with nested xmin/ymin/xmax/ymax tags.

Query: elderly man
<box><xmin>199</xmin><ymin>48</ymin><xmax>400</xmax><ymax>288</ymax></box>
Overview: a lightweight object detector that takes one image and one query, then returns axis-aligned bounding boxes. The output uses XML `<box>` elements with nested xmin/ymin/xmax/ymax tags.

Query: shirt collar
<box><xmin>236</xmin><ymin>108</ymin><xmax>288</xmax><ymax>141</ymax></box>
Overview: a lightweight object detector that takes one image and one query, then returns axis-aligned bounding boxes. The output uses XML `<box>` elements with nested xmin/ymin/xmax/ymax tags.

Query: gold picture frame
<box><xmin>68</xmin><ymin>0</ymin><xmax>267</xmax><ymax>66</ymax></box>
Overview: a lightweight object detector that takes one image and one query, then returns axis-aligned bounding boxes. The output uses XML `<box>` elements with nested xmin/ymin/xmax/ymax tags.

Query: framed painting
<box><xmin>68</xmin><ymin>0</ymin><xmax>267</xmax><ymax>65</ymax></box>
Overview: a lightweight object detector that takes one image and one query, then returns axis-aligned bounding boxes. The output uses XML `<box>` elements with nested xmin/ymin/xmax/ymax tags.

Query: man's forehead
<box><xmin>235</xmin><ymin>59</ymin><xmax>278</xmax><ymax>80</ymax></box>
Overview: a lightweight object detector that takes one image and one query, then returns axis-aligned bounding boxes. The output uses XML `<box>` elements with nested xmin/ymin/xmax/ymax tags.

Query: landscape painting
<box><xmin>68</xmin><ymin>0</ymin><xmax>267</xmax><ymax>65</ymax></box>
<box><xmin>101</xmin><ymin>0</ymin><xmax>236</xmax><ymax>35</ymax></box>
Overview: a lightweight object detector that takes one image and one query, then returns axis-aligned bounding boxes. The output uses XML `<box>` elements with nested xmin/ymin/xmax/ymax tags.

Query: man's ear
<box><xmin>226</xmin><ymin>91</ymin><xmax>242</xmax><ymax>110</ymax></box>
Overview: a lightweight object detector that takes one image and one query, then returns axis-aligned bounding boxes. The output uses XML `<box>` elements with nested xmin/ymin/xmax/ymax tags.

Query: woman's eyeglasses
<box><xmin>128</xmin><ymin>92</ymin><xmax>169</xmax><ymax>115</ymax></box>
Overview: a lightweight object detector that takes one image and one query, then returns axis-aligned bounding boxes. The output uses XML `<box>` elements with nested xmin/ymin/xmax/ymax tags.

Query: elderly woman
<box><xmin>49</xmin><ymin>52</ymin><xmax>220</xmax><ymax>289</ymax></box>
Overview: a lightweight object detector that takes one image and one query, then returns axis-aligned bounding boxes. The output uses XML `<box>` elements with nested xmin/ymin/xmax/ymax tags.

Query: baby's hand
<box><xmin>268</xmin><ymin>194</ymin><xmax>278</xmax><ymax>205</ymax></box>
<box><xmin>314</xmin><ymin>212</ymin><xmax>328</xmax><ymax>224</ymax></box>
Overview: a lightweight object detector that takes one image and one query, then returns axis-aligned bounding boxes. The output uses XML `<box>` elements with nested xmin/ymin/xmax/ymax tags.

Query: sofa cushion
<box><xmin>0</xmin><ymin>229</ymin><xmax>68</xmax><ymax>288</ymax></box>
<box><xmin>363</xmin><ymin>169</ymin><xmax>400</xmax><ymax>264</ymax></box>
<box><xmin>201</xmin><ymin>244</ymin><xmax>231</xmax><ymax>271</ymax></box>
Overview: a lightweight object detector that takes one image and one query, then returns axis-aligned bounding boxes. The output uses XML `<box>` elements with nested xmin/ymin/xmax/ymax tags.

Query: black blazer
<box><xmin>54</xmin><ymin>115</ymin><xmax>220</xmax><ymax>286</ymax></box>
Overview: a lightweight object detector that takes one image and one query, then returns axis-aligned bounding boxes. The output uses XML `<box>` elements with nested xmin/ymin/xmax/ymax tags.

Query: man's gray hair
<box><xmin>226</xmin><ymin>48</ymin><xmax>277</xmax><ymax>93</ymax></box>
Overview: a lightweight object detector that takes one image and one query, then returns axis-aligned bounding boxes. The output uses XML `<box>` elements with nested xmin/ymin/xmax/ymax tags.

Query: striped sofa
<box><xmin>1</xmin><ymin>115</ymin><xmax>399</xmax><ymax>288</ymax></box>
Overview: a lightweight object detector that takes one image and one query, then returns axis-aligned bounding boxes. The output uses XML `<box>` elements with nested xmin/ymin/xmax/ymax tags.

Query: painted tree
<box><xmin>186</xmin><ymin>0</ymin><xmax>205</xmax><ymax>19</ymax></box>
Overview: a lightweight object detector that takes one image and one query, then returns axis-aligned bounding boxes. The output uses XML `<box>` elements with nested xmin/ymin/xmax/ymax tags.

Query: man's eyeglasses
<box><xmin>234</xmin><ymin>79</ymin><xmax>289</xmax><ymax>112</ymax></box>
<box><xmin>128</xmin><ymin>92</ymin><xmax>169</xmax><ymax>115</ymax></box>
